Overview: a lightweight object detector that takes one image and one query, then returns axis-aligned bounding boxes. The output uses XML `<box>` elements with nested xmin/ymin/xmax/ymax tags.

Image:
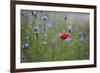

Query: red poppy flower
<box><xmin>58</xmin><ymin>32</ymin><xmax>69</xmax><ymax>39</ymax></box>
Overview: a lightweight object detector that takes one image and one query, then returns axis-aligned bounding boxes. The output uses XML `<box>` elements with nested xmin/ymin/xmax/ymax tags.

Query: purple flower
<box><xmin>32</xmin><ymin>11</ymin><xmax>37</xmax><ymax>17</ymax></box>
<box><xmin>22</xmin><ymin>43</ymin><xmax>30</xmax><ymax>49</ymax></box>
<box><xmin>65</xmin><ymin>37</ymin><xmax>72</xmax><ymax>42</ymax></box>
<box><xmin>42</xmin><ymin>16</ymin><xmax>47</xmax><ymax>21</ymax></box>
<box><xmin>78</xmin><ymin>32</ymin><xmax>83</xmax><ymax>35</ymax></box>
<box><xmin>78</xmin><ymin>32</ymin><xmax>86</xmax><ymax>36</ymax></box>
<box><xmin>38</xmin><ymin>22</ymin><xmax>42</xmax><ymax>27</ymax></box>
<box><xmin>64</xmin><ymin>16</ymin><xmax>67</xmax><ymax>20</ymax></box>
<box><xmin>68</xmin><ymin>26</ymin><xmax>72</xmax><ymax>30</ymax></box>
<box><xmin>83</xmin><ymin>32</ymin><xmax>86</xmax><ymax>35</ymax></box>
<box><xmin>80</xmin><ymin>37</ymin><xmax>87</xmax><ymax>42</ymax></box>
<box><xmin>47</xmin><ymin>23</ymin><xmax>53</xmax><ymax>28</ymax></box>
<box><xmin>68</xmin><ymin>26</ymin><xmax>72</xmax><ymax>33</ymax></box>
<box><xmin>33</xmin><ymin>27</ymin><xmax>39</xmax><ymax>35</ymax></box>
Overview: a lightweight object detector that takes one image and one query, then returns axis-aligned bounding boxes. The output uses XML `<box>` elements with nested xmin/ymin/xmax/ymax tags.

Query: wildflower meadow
<box><xmin>21</xmin><ymin>10</ymin><xmax>90</xmax><ymax>63</ymax></box>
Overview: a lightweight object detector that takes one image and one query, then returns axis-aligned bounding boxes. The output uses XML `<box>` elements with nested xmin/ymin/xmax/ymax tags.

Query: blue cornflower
<box><xmin>82</xmin><ymin>32</ymin><xmax>86</xmax><ymax>35</ymax></box>
<box><xmin>80</xmin><ymin>37</ymin><xmax>87</xmax><ymax>42</ymax></box>
<box><xmin>78</xmin><ymin>32</ymin><xmax>86</xmax><ymax>36</ymax></box>
<box><xmin>22</xmin><ymin>43</ymin><xmax>30</xmax><ymax>49</ymax></box>
<box><xmin>33</xmin><ymin>27</ymin><xmax>39</xmax><ymax>35</ymax></box>
<box><xmin>42</xmin><ymin>16</ymin><xmax>47</xmax><ymax>21</ymax></box>
<box><xmin>32</xmin><ymin>11</ymin><xmax>37</xmax><ymax>17</ymax></box>
<box><xmin>38</xmin><ymin>22</ymin><xmax>42</xmax><ymax>27</ymax></box>
<box><xmin>64</xmin><ymin>16</ymin><xmax>67</xmax><ymax>20</ymax></box>
<box><xmin>78</xmin><ymin>32</ymin><xmax>83</xmax><ymax>35</ymax></box>
<box><xmin>68</xmin><ymin>26</ymin><xmax>72</xmax><ymax>30</ymax></box>
<box><xmin>68</xmin><ymin>26</ymin><xmax>72</xmax><ymax>33</ymax></box>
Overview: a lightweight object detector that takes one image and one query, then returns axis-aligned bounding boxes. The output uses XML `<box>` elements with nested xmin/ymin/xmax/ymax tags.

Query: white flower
<box><xmin>25</xmin><ymin>36</ymin><xmax>30</xmax><ymax>40</ymax></box>
<box><xmin>34</xmin><ymin>32</ymin><xmax>39</xmax><ymax>35</ymax></box>
<box><xmin>42</xmin><ymin>27</ymin><xmax>47</xmax><ymax>32</ymax></box>
<box><xmin>42</xmin><ymin>41</ymin><xmax>47</xmax><ymax>45</ymax></box>
<box><xmin>32</xmin><ymin>11</ymin><xmax>37</xmax><ymax>15</ymax></box>
<box><xmin>43</xmin><ymin>34</ymin><xmax>47</xmax><ymax>39</ymax></box>
<box><xmin>65</xmin><ymin>37</ymin><xmax>72</xmax><ymax>42</ymax></box>
<box><xmin>42</xmin><ymin>16</ymin><xmax>47</xmax><ymax>21</ymax></box>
